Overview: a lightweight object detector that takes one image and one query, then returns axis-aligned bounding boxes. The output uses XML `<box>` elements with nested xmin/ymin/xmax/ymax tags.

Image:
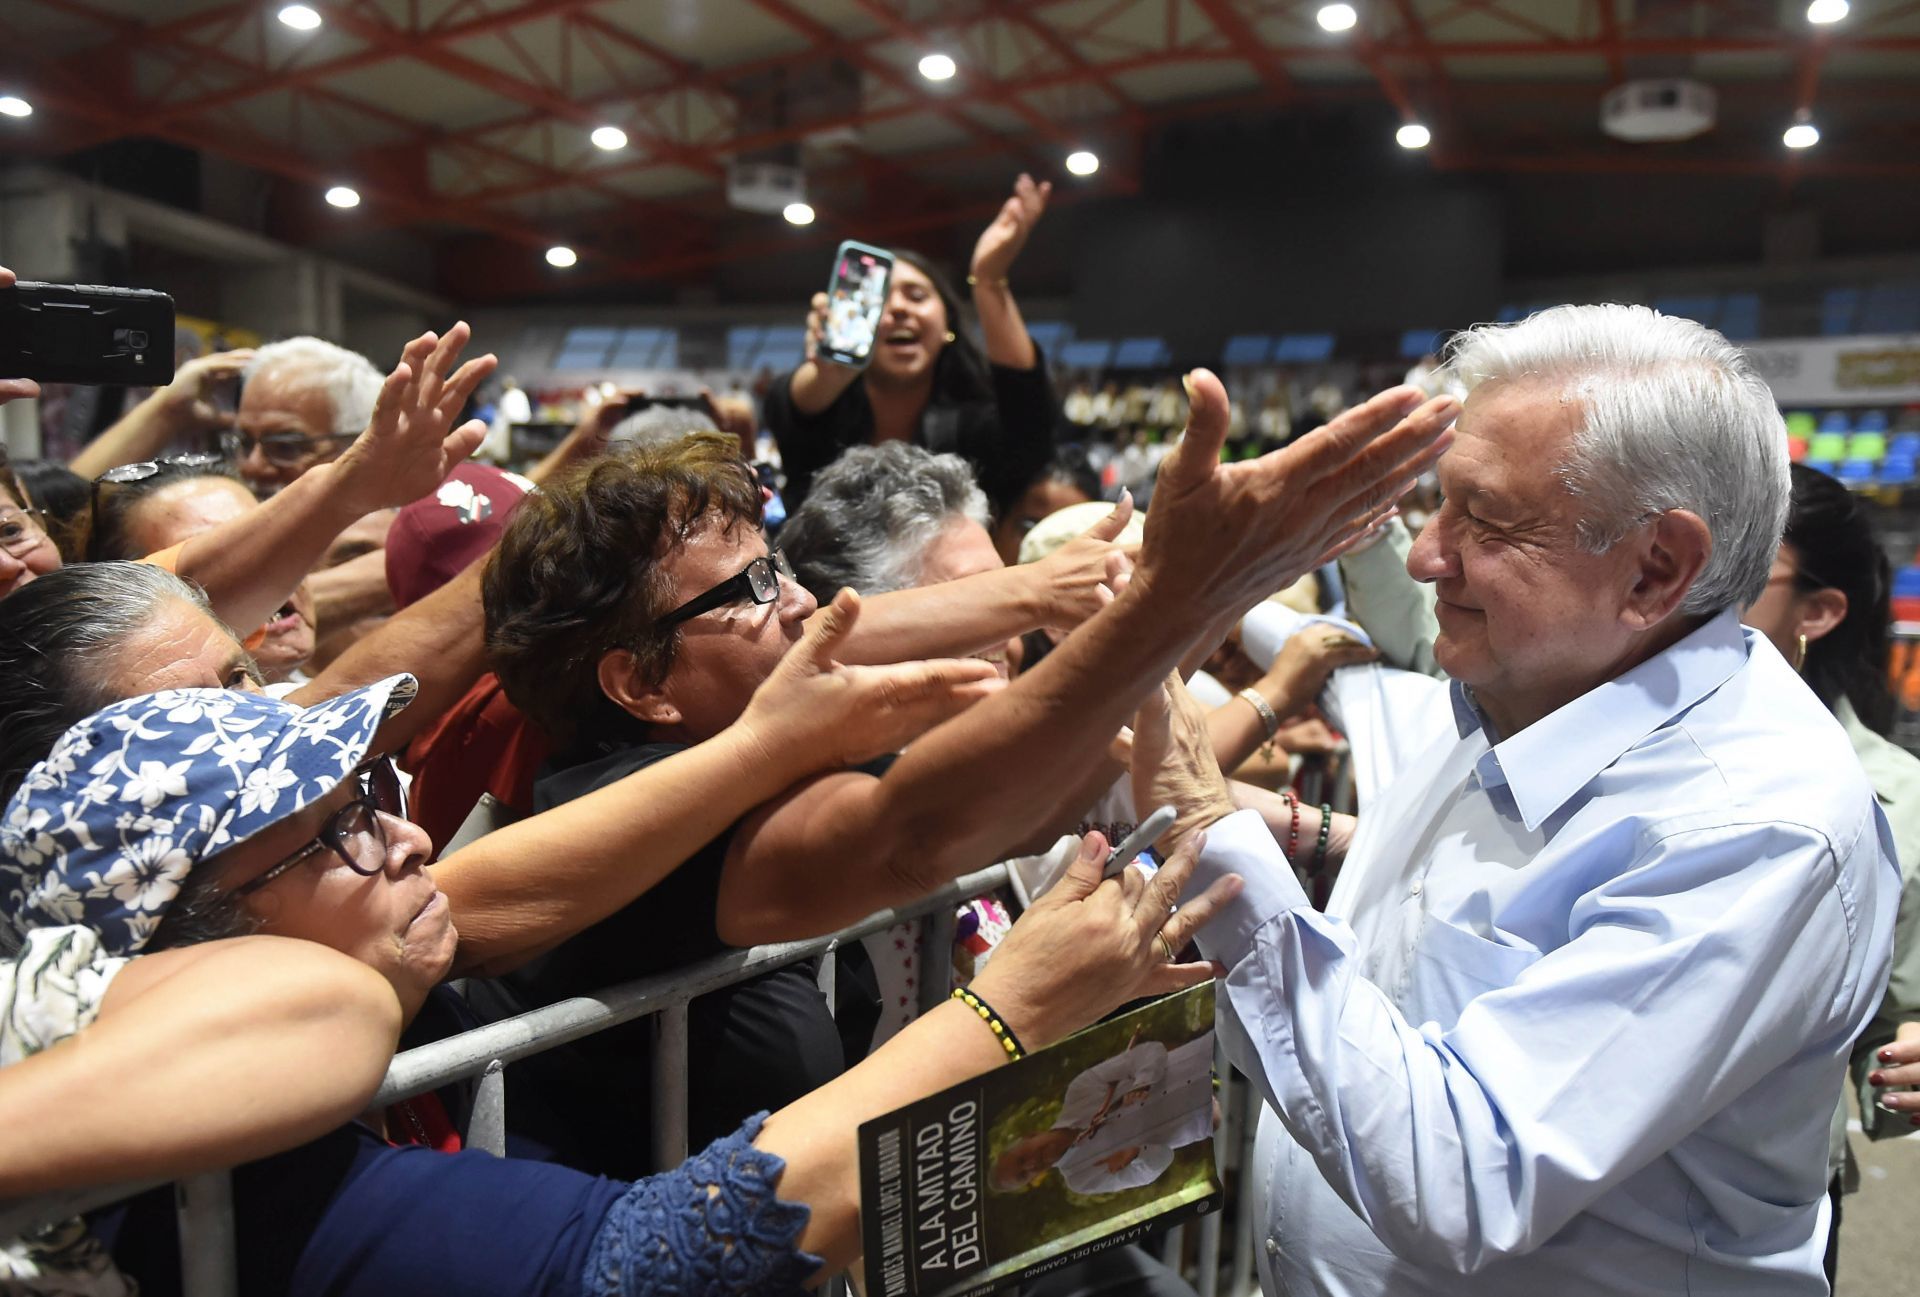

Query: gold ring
<box><xmin>1158</xmin><ymin>932</ymin><xmax>1178</xmax><ymax>963</ymax></box>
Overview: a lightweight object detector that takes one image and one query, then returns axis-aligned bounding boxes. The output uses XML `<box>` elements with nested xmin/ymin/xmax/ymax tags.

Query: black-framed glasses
<box><xmin>219</xmin><ymin>428</ymin><xmax>342</xmax><ymax>467</ymax></box>
<box><xmin>0</xmin><ymin>504</ymin><xmax>49</xmax><ymax>560</ymax></box>
<box><xmin>231</xmin><ymin>757</ymin><xmax>408</xmax><ymax>897</ymax></box>
<box><xmin>657</xmin><ymin>549</ymin><xmax>795</xmax><ymax>631</ymax></box>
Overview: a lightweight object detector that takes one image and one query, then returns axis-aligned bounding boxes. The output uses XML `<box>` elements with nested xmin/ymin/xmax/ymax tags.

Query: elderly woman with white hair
<box><xmin>0</xmin><ymin>680</ymin><xmax>1234</xmax><ymax>1295</ymax></box>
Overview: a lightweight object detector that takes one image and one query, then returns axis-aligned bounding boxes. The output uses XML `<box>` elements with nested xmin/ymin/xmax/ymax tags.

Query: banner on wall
<box><xmin>1744</xmin><ymin>334</ymin><xmax>1920</xmax><ymax>407</ymax></box>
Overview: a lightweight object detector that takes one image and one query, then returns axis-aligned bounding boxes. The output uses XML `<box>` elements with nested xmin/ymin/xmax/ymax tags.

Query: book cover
<box><xmin>858</xmin><ymin>983</ymin><xmax>1221</xmax><ymax>1297</ymax></box>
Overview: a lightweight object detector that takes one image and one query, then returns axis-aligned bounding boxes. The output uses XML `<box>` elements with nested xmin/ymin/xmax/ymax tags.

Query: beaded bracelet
<box><xmin>1310</xmin><ymin>802</ymin><xmax>1333</xmax><ymax>875</ymax></box>
<box><xmin>1282</xmin><ymin>790</ymin><xmax>1302</xmax><ymax>863</ymax></box>
<box><xmin>953</xmin><ymin>986</ymin><xmax>1026</xmax><ymax>1062</ymax></box>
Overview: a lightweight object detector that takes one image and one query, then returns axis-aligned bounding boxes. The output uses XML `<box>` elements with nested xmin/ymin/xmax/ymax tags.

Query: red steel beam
<box><xmin>1591</xmin><ymin>0</ymin><xmax>1628</xmax><ymax>86</ymax></box>
<box><xmin>1187</xmin><ymin>0</ymin><xmax>1297</xmax><ymax>101</ymax></box>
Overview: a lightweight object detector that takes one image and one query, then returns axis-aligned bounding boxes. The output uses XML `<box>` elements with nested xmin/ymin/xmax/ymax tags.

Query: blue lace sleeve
<box><xmin>583</xmin><ymin>1112</ymin><xmax>824</xmax><ymax>1296</ymax></box>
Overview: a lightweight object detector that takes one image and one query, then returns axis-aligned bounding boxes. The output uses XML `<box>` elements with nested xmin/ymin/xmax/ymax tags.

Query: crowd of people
<box><xmin>1</xmin><ymin>170</ymin><xmax>1917</xmax><ymax>1297</ymax></box>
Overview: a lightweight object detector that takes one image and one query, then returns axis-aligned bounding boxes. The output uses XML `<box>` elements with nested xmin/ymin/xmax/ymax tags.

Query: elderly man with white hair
<box><xmin>228</xmin><ymin>336</ymin><xmax>387</xmax><ymax>495</ymax></box>
<box><xmin>1135</xmin><ymin>304</ymin><xmax>1898</xmax><ymax>1296</ymax></box>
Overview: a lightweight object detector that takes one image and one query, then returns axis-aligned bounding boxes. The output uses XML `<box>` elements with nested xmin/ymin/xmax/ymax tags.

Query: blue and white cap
<box><xmin>0</xmin><ymin>675</ymin><xmax>416</xmax><ymax>956</ymax></box>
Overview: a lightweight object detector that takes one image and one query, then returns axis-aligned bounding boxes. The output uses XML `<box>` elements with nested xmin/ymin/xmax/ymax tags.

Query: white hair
<box><xmin>780</xmin><ymin>442</ymin><xmax>991</xmax><ymax>597</ymax></box>
<box><xmin>1445</xmin><ymin>304</ymin><xmax>1789</xmax><ymax>616</ymax></box>
<box><xmin>244</xmin><ymin>337</ymin><xmax>385</xmax><ymax>439</ymax></box>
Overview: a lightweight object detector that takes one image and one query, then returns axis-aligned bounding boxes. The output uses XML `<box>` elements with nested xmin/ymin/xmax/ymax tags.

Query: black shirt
<box><xmin>470</xmin><ymin>742</ymin><xmax>849</xmax><ymax>1178</ymax></box>
<box><xmin>762</xmin><ymin>352</ymin><xmax>1060</xmax><ymax>517</ymax></box>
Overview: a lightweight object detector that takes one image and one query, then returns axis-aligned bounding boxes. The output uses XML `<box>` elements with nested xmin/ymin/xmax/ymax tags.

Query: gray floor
<box><xmin>1839</xmin><ymin>1088</ymin><xmax>1920</xmax><ymax>1292</ymax></box>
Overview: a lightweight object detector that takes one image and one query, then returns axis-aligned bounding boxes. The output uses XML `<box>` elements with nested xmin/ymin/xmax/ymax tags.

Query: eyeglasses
<box><xmin>0</xmin><ymin>506</ymin><xmax>50</xmax><ymax>560</ymax></box>
<box><xmin>657</xmin><ymin>549</ymin><xmax>795</xmax><ymax>631</ymax></box>
<box><xmin>220</xmin><ymin>428</ymin><xmax>343</xmax><ymax>467</ymax></box>
<box><xmin>231</xmin><ymin>757</ymin><xmax>408</xmax><ymax>897</ymax></box>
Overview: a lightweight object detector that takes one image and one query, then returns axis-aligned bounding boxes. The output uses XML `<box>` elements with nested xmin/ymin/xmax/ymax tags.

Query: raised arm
<box><xmin>0</xmin><ymin>935</ymin><xmax>400</xmax><ymax>1197</ymax></box>
<box><xmin>716</xmin><ymin>373</ymin><xmax>1458</xmax><ymax>944</ymax></box>
<box><xmin>968</xmin><ymin>173</ymin><xmax>1050</xmax><ymax>370</ymax></box>
<box><xmin>67</xmin><ymin>349</ymin><xmax>256</xmax><ymax>480</ymax></box>
<box><xmin>431</xmin><ymin>590</ymin><xmax>1001</xmax><ymax>975</ymax></box>
<box><xmin>173</xmin><ymin>326</ymin><xmax>494</xmax><ymax>633</ymax></box>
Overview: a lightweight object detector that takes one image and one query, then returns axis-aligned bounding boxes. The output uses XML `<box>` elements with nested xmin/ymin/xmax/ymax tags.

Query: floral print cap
<box><xmin>0</xmin><ymin>674</ymin><xmax>417</xmax><ymax>956</ymax></box>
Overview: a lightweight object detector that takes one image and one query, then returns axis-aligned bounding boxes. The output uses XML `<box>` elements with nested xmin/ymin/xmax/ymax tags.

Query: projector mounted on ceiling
<box><xmin>727</xmin><ymin>160</ymin><xmax>806</xmax><ymax>215</ymax></box>
<box><xmin>1600</xmin><ymin>78</ymin><xmax>1717</xmax><ymax>142</ymax></box>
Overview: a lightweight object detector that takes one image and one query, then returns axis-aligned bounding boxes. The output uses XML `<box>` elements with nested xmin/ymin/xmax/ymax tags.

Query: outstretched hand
<box><xmin>1136</xmin><ymin>370</ymin><xmax>1457</xmax><ymax>628</ymax></box>
<box><xmin>971</xmin><ymin>829</ymin><xmax>1239</xmax><ymax>1050</ymax></box>
<box><xmin>741</xmin><ymin>588</ymin><xmax>1006</xmax><ymax>774</ymax></box>
<box><xmin>333</xmin><ymin>323</ymin><xmax>496</xmax><ymax>514</ymax></box>
<box><xmin>1131</xmin><ymin>673</ymin><xmax>1237</xmax><ymax>851</ymax></box>
<box><xmin>160</xmin><ymin>348</ymin><xmax>256</xmax><ymax>431</ymax></box>
<box><xmin>1032</xmin><ymin>490</ymin><xmax>1137</xmax><ymax>630</ymax></box>
<box><xmin>971</xmin><ymin>173</ymin><xmax>1051</xmax><ymax>285</ymax></box>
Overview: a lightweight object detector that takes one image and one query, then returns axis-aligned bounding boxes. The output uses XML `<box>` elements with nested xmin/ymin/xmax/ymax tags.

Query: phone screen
<box><xmin>821</xmin><ymin>243</ymin><xmax>893</xmax><ymax>365</ymax></box>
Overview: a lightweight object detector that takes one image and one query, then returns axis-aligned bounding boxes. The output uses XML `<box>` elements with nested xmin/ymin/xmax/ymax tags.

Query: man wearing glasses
<box><xmin>228</xmin><ymin>337</ymin><xmax>386</xmax><ymax>497</ymax></box>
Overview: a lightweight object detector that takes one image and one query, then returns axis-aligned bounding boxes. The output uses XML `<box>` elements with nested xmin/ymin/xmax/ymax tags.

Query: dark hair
<box><xmin>8</xmin><ymin>460</ymin><xmax>90</xmax><ymax>561</ymax></box>
<box><xmin>483</xmin><ymin>432</ymin><xmax>764</xmax><ymax>751</ymax></box>
<box><xmin>0</xmin><ymin>562</ymin><xmax>219</xmax><ymax>800</ymax></box>
<box><xmin>893</xmin><ymin>249</ymin><xmax>993</xmax><ymax>407</ymax></box>
<box><xmin>1035</xmin><ymin>445</ymin><xmax>1101</xmax><ymax>504</ymax></box>
<box><xmin>84</xmin><ymin>458</ymin><xmax>247</xmax><ymax>561</ymax></box>
<box><xmin>1786</xmin><ymin>463</ymin><xmax>1895</xmax><ymax>734</ymax></box>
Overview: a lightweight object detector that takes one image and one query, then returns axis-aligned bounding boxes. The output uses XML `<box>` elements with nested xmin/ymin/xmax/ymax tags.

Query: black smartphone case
<box><xmin>0</xmin><ymin>281</ymin><xmax>177</xmax><ymax>385</ymax></box>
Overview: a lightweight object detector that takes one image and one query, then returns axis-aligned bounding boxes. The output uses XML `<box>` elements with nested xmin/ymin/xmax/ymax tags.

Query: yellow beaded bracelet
<box><xmin>951</xmin><ymin>986</ymin><xmax>1026</xmax><ymax>1061</ymax></box>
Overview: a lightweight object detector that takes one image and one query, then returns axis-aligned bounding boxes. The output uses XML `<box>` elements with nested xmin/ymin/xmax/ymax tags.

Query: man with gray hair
<box><xmin>1138</xmin><ymin>304</ymin><xmax>1898</xmax><ymax>1295</ymax></box>
<box><xmin>231</xmin><ymin>336</ymin><xmax>386</xmax><ymax>496</ymax></box>
<box><xmin>778</xmin><ymin>441</ymin><xmax>999</xmax><ymax>599</ymax></box>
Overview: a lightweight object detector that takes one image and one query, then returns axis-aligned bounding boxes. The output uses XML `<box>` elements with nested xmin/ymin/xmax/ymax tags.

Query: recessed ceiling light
<box><xmin>278</xmin><ymin>5</ymin><xmax>322</xmax><ymax>31</ymax></box>
<box><xmin>1396</xmin><ymin>122</ymin><xmax>1431</xmax><ymax>149</ymax></box>
<box><xmin>1783</xmin><ymin>121</ymin><xmax>1820</xmax><ymax>149</ymax></box>
<box><xmin>0</xmin><ymin>96</ymin><xmax>31</xmax><ymax>119</ymax></box>
<box><xmin>783</xmin><ymin>202</ymin><xmax>816</xmax><ymax>226</ymax></box>
<box><xmin>1065</xmin><ymin>150</ymin><xmax>1100</xmax><ymax>176</ymax></box>
<box><xmin>590</xmin><ymin>125</ymin><xmax>628</xmax><ymax>151</ymax></box>
<box><xmin>324</xmin><ymin>185</ymin><xmax>360</xmax><ymax>208</ymax></box>
<box><xmin>918</xmin><ymin>52</ymin><xmax>957</xmax><ymax>81</ymax></box>
<box><xmin>546</xmin><ymin>245</ymin><xmax>578</xmax><ymax>267</ymax></box>
<box><xmin>1806</xmin><ymin>0</ymin><xmax>1849</xmax><ymax>23</ymax></box>
<box><xmin>1317</xmin><ymin>4</ymin><xmax>1358</xmax><ymax>32</ymax></box>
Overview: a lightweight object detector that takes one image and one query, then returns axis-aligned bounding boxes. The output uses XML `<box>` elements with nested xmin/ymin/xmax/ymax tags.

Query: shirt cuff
<box><xmin>1185</xmin><ymin>808</ymin><xmax>1311</xmax><ymax>967</ymax></box>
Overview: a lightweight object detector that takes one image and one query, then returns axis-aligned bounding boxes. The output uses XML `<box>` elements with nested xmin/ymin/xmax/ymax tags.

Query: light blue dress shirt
<box><xmin>1189</xmin><ymin>609</ymin><xmax>1898</xmax><ymax>1295</ymax></box>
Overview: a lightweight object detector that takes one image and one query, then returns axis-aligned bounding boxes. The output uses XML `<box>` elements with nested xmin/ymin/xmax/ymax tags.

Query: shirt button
<box><xmin>1410</xmin><ymin>880</ymin><xmax>1424</xmax><ymax>897</ymax></box>
<box><xmin>1266</xmin><ymin>1238</ymin><xmax>1280</xmax><ymax>1258</ymax></box>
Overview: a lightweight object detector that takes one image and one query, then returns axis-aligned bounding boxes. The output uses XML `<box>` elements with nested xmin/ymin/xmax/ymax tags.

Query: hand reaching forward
<box><xmin>332</xmin><ymin>322</ymin><xmax>496</xmax><ymax>515</ymax></box>
<box><xmin>160</xmin><ymin>348</ymin><xmax>256</xmax><ymax>431</ymax></box>
<box><xmin>971</xmin><ymin>173</ymin><xmax>1051</xmax><ymax>285</ymax></box>
<box><xmin>969</xmin><ymin>829</ymin><xmax>1240</xmax><ymax>1050</ymax></box>
<box><xmin>740</xmin><ymin>588</ymin><xmax>1006</xmax><ymax>775</ymax></box>
<box><xmin>1131</xmin><ymin>672</ymin><xmax>1237</xmax><ymax>851</ymax></box>
<box><xmin>1262</xmin><ymin>627</ymin><xmax>1379</xmax><ymax>716</ymax></box>
<box><xmin>1031</xmin><ymin>491</ymin><xmax>1137</xmax><ymax>630</ymax></box>
<box><xmin>1867</xmin><ymin>1021</ymin><xmax>1920</xmax><ymax>1124</ymax></box>
<box><xmin>1135</xmin><ymin>370</ymin><xmax>1458</xmax><ymax>627</ymax></box>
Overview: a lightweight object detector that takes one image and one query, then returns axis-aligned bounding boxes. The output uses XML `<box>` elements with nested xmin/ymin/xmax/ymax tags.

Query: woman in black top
<box><xmin>763</xmin><ymin>174</ymin><xmax>1060</xmax><ymax>516</ymax></box>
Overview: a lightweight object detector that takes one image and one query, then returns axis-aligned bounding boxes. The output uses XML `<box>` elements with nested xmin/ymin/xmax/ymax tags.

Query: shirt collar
<box><xmin>1454</xmin><ymin>607</ymin><xmax>1752</xmax><ymax>831</ymax></box>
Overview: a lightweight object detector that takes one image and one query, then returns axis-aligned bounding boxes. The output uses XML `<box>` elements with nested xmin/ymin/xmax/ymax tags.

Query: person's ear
<box><xmin>1795</xmin><ymin>586</ymin><xmax>1849</xmax><ymax>647</ymax></box>
<box><xmin>1621</xmin><ymin>509</ymin><xmax>1711</xmax><ymax>631</ymax></box>
<box><xmin>596</xmin><ymin>649</ymin><xmax>679</xmax><ymax>727</ymax></box>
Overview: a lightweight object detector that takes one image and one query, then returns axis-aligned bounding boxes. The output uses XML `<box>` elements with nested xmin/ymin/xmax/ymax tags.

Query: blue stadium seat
<box><xmin>1803</xmin><ymin>459</ymin><xmax>1839</xmax><ymax>477</ymax></box>
<box><xmin>1818</xmin><ymin>411</ymin><xmax>1852</xmax><ymax>435</ymax></box>
<box><xmin>1855</xmin><ymin>410</ymin><xmax>1891</xmax><ymax>434</ymax></box>
<box><xmin>1399</xmin><ymin>329</ymin><xmax>1442</xmax><ymax>359</ymax></box>
<box><xmin>1222</xmin><ymin>335</ymin><xmax>1273</xmax><ymax>366</ymax></box>
<box><xmin>1653</xmin><ymin>295</ymin><xmax>1721</xmax><ymax>326</ymax></box>
<box><xmin>1890</xmin><ymin>433</ymin><xmax>1920</xmax><ymax>459</ymax></box>
<box><xmin>1879</xmin><ymin>455</ymin><xmax>1917</xmax><ymax>485</ymax></box>
<box><xmin>1861</xmin><ymin>282</ymin><xmax>1920</xmax><ymax>334</ymax></box>
<box><xmin>1273</xmin><ymin>333</ymin><xmax>1335</xmax><ymax>362</ymax></box>
<box><xmin>1719</xmin><ymin>293</ymin><xmax>1761</xmax><ymax>341</ymax></box>
<box><xmin>1822</xmin><ymin>288</ymin><xmax>1862</xmax><ymax>337</ymax></box>
<box><xmin>1836</xmin><ymin>458</ymin><xmax>1877</xmax><ymax>485</ymax></box>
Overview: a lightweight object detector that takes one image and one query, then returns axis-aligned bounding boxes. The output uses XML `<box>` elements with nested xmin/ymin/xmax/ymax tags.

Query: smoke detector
<box><xmin>1600</xmin><ymin>79</ymin><xmax>1717</xmax><ymax>142</ymax></box>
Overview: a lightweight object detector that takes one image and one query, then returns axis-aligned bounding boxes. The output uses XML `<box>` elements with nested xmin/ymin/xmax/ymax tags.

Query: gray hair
<box><xmin>0</xmin><ymin>563</ymin><xmax>233</xmax><ymax>804</ymax></box>
<box><xmin>608</xmin><ymin>403</ymin><xmax>721</xmax><ymax>453</ymax></box>
<box><xmin>244</xmin><ymin>336</ymin><xmax>385</xmax><ymax>438</ymax></box>
<box><xmin>1446</xmin><ymin>304</ymin><xmax>1789</xmax><ymax>615</ymax></box>
<box><xmin>781</xmin><ymin>442</ymin><xmax>991</xmax><ymax>598</ymax></box>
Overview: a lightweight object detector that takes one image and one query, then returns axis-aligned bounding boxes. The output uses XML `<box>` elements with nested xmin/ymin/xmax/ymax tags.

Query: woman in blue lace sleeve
<box><xmin>1</xmin><ymin>680</ymin><xmax>1237</xmax><ymax>1296</ymax></box>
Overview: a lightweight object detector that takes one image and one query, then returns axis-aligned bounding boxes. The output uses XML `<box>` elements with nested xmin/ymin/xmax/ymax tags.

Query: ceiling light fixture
<box><xmin>918</xmin><ymin>52</ymin><xmax>957</xmax><ymax>81</ymax></box>
<box><xmin>1396</xmin><ymin>122</ymin><xmax>1431</xmax><ymax>149</ymax></box>
<box><xmin>546</xmin><ymin>245</ymin><xmax>578</xmax><ymax>267</ymax></box>
<box><xmin>0</xmin><ymin>96</ymin><xmax>31</xmax><ymax>119</ymax></box>
<box><xmin>1806</xmin><ymin>0</ymin><xmax>1849</xmax><ymax>23</ymax></box>
<box><xmin>324</xmin><ymin>185</ymin><xmax>360</xmax><ymax>208</ymax></box>
<box><xmin>1317</xmin><ymin>4</ymin><xmax>1359</xmax><ymax>32</ymax></box>
<box><xmin>1783</xmin><ymin>120</ymin><xmax>1820</xmax><ymax>149</ymax></box>
<box><xmin>1065</xmin><ymin>150</ymin><xmax>1100</xmax><ymax>176</ymax></box>
<box><xmin>278</xmin><ymin>5</ymin><xmax>322</xmax><ymax>31</ymax></box>
<box><xmin>783</xmin><ymin>202</ymin><xmax>816</xmax><ymax>226</ymax></box>
<box><xmin>590</xmin><ymin>125</ymin><xmax>628</xmax><ymax>151</ymax></box>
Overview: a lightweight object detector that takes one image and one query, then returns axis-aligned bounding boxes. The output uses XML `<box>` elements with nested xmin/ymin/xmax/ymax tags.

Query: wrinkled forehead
<box><xmin>1442</xmin><ymin>379</ymin><xmax>1585</xmax><ymax>496</ymax></box>
<box><xmin>238</xmin><ymin>367</ymin><xmax>337</xmax><ymax>435</ymax></box>
<box><xmin>109</xmin><ymin>598</ymin><xmax>259</xmax><ymax>698</ymax></box>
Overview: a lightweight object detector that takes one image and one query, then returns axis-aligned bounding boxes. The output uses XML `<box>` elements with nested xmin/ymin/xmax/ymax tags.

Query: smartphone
<box><xmin>818</xmin><ymin>240</ymin><xmax>894</xmax><ymax>367</ymax></box>
<box><xmin>0</xmin><ymin>281</ymin><xmax>176</xmax><ymax>386</ymax></box>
